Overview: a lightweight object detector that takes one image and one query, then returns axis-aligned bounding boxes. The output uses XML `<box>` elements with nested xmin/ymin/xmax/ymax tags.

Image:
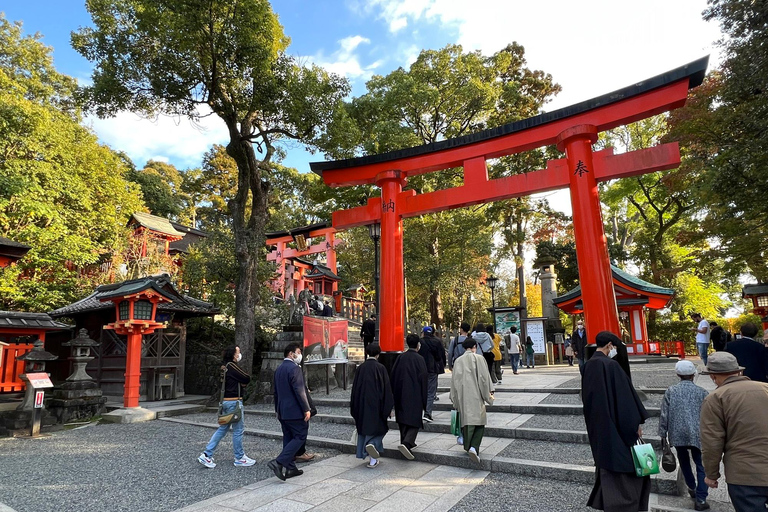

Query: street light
<box><xmin>368</xmin><ymin>223</ymin><xmax>381</xmax><ymax>342</ymax></box>
<box><xmin>485</xmin><ymin>275</ymin><xmax>499</xmax><ymax>331</ymax></box>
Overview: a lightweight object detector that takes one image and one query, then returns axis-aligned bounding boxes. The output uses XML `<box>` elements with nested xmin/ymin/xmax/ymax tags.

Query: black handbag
<box><xmin>661</xmin><ymin>437</ymin><xmax>677</xmax><ymax>472</ymax></box>
<box><xmin>306</xmin><ymin>385</ymin><xmax>317</xmax><ymax>417</ymax></box>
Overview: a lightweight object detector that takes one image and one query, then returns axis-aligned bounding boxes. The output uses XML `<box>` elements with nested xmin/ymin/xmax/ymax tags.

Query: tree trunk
<box><xmin>225</xmin><ymin>126</ymin><xmax>270</xmax><ymax>375</ymax></box>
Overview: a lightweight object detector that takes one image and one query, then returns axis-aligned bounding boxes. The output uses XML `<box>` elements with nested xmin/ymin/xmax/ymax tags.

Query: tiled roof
<box><xmin>305</xmin><ymin>264</ymin><xmax>340</xmax><ymax>281</ymax></box>
<box><xmin>553</xmin><ymin>265</ymin><xmax>675</xmax><ymax>304</ymax></box>
<box><xmin>169</xmin><ymin>222</ymin><xmax>207</xmax><ymax>254</ymax></box>
<box><xmin>130</xmin><ymin>212</ymin><xmax>184</xmax><ymax>238</ymax></box>
<box><xmin>0</xmin><ymin>311</ymin><xmax>71</xmax><ymax>331</ymax></box>
<box><xmin>0</xmin><ymin>236</ymin><xmax>31</xmax><ymax>259</ymax></box>
<box><xmin>743</xmin><ymin>284</ymin><xmax>768</xmax><ymax>297</ymax></box>
<box><xmin>49</xmin><ymin>274</ymin><xmax>218</xmax><ymax>318</ymax></box>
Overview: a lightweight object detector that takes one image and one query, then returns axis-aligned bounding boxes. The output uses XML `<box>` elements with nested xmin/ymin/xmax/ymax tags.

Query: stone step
<box><xmin>161</xmin><ymin>416</ymin><xmax>681</xmax><ymax>496</ymax></box>
<box><xmin>436</xmin><ymin>386</ymin><xmax>667</xmax><ymax>395</ymax></box>
<box><xmin>239</xmin><ymin>408</ymin><xmax>666</xmax><ymax>449</ymax></box>
<box><xmin>309</xmin><ymin>397</ymin><xmax>661</xmax><ymax>417</ymax></box>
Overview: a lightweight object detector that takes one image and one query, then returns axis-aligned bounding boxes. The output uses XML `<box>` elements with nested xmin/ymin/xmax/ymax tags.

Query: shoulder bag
<box><xmin>217</xmin><ymin>365</ymin><xmax>243</xmax><ymax>426</ymax></box>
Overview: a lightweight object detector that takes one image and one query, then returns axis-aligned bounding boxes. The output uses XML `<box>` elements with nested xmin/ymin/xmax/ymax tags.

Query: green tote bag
<box><xmin>631</xmin><ymin>438</ymin><xmax>660</xmax><ymax>477</ymax></box>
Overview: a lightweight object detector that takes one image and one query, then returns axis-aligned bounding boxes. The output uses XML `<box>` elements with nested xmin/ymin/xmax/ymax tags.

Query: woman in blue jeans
<box><xmin>197</xmin><ymin>346</ymin><xmax>255</xmax><ymax>468</ymax></box>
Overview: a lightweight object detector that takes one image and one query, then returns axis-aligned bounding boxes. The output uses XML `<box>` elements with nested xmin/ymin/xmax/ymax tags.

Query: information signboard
<box><xmin>34</xmin><ymin>390</ymin><xmax>45</xmax><ymax>409</ymax></box>
<box><xmin>494</xmin><ymin>309</ymin><xmax>521</xmax><ymax>336</ymax></box>
<box><xmin>523</xmin><ymin>318</ymin><xmax>547</xmax><ymax>354</ymax></box>
<box><xmin>26</xmin><ymin>372</ymin><xmax>54</xmax><ymax>389</ymax></box>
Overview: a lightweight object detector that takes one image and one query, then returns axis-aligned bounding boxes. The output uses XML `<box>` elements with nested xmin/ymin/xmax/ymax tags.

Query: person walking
<box><xmin>360</xmin><ymin>314</ymin><xmax>376</xmax><ymax>352</ymax></box>
<box><xmin>450</xmin><ymin>337</ymin><xmax>494</xmax><ymax>464</ymax></box>
<box><xmin>472</xmin><ymin>323</ymin><xmax>495</xmax><ymax>382</ymax></box>
<box><xmin>658</xmin><ymin>360</ymin><xmax>710</xmax><ymax>510</ymax></box>
<box><xmin>700</xmin><ymin>351</ymin><xmax>768</xmax><ymax>511</ymax></box>
<box><xmin>508</xmin><ymin>326</ymin><xmax>522</xmax><ymax>374</ymax></box>
<box><xmin>417</xmin><ymin>326</ymin><xmax>445</xmax><ymax>422</ymax></box>
<box><xmin>447</xmin><ymin>322</ymin><xmax>470</xmax><ymax>370</ymax></box>
<box><xmin>391</xmin><ymin>334</ymin><xmax>428</xmax><ymax>461</ymax></box>
<box><xmin>564</xmin><ymin>335</ymin><xmax>575</xmax><ymax>366</ymax></box>
<box><xmin>690</xmin><ymin>313</ymin><xmax>711</xmax><ymax>366</ymax></box>
<box><xmin>350</xmin><ymin>343</ymin><xmax>394</xmax><ymax>469</ymax></box>
<box><xmin>268</xmin><ymin>343</ymin><xmax>311</xmax><ymax>481</ymax></box>
<box><xmin>524</xmin><ymin>336</ymin><xmax>535</xmax><ymax>368</ymax></box>
<box><xmin>583</xmin><ymin>332</ymin><xmax>650</xmax><ymax>512</ymax></box>
<box><xmin>197</xmin><ymin>346</ymin><xmax>256</xmax><ymax>469</ymax></box>
<box><xmin>709</xmin><ymin>322</ymin><xmax>727</xmax><ymax>352</ymax></box>
<box><xmin>724</xmin><ymin>322</ymin><xmax>768</xmax><ymax>383</ymax></box>
<box><xmin>572</xmin><ymin>319</ymin><xmax>588</xmax><ymax>375</ymax></box>
<box><xmin>488</xmin><ymin>325</ymin><xmax>503</xmax><ymax>383</ymax></box>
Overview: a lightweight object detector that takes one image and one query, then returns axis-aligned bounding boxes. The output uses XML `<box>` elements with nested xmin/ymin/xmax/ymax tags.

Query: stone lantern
<box><xmin>16</xmin><ymin>339</ymin><xmax>57</xmax><ymax>411</ymax></box>
<box><xmin>49</xmin><ymin>329</ymin><xmax>107</xmax><ymax>424</ymax></box>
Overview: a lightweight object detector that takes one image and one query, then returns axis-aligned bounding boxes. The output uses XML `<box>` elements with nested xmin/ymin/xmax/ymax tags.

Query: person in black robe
<box><xmin>360</xmin><ymin>314</ymin><xmax>376</xmax><ymax>351</ymax></box>
<box><xmin>390</xmin><ymin>333</ymin><xmax>428</xmax><ymax>461</ymax></box>
<box><xmin>350</xmin><ymin>343</ymin><xmax>394</xmax><ymax>468</ymax></box>
<box><xmin>583</xmin><ymin>331</ymin><xmax>650</xmax><ymax>512</ymax></box>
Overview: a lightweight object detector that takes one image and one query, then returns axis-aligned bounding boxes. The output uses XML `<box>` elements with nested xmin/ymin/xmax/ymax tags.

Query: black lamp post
<box><xmin>485</xmin><ymin>275</ymin><xmax>499</xmax><ymax>331</ymax></box>
<box><xmin>368</xmin><ymin>222</ymin><xmax>381</xmax><ymax>342</ymax></box>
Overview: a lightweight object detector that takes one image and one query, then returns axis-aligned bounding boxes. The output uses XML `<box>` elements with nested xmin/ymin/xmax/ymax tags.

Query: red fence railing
<box><xmin>0</xmin><ymin>343</ymin><xmax>34</xmax><ymax>392</ymax></box>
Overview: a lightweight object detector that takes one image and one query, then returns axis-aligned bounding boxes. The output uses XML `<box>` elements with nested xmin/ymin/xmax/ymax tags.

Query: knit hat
<box><xmin>674</xmin><ymin>360</ymin><xmax>696</xmax><ymax>376</ymax></box>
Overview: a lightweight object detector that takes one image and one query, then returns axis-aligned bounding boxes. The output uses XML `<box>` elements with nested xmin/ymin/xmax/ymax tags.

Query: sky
<box><xmin>3</xmin><ymin>0</ymin><xmax>724</xmax><ymax>216</ymax></box>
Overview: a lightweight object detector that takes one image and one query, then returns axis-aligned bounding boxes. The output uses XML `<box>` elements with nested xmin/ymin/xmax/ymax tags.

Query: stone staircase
<box><xmin>346</xmin><ymin>329</ymin><xmax>364</xmax><ymax>363</ymax></box>
<box><xmin>104</xmin><ymin>394</ymin><xmax>209</xmax><ymax>418</ymax></box>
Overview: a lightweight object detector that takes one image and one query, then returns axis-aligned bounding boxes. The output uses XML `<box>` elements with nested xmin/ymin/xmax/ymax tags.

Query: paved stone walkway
<box><xmin>174</xmin><ymin>454</ymin><xmax>487</xmax><ymax>512</ymax></box>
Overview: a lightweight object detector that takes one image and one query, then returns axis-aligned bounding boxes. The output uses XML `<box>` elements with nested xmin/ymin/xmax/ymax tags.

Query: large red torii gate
<box><xmin>311</xmin><ymin>57</ymin><xmax>708</xmax><ymax>363</ymax></box>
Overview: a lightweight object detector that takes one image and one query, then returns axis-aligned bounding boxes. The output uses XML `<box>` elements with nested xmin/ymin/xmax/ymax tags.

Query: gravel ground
<box><xmin>520</xmin><ymin>414</ymin><xmax>660</xmax><ymax>434</ymax></box>
<box><xmin>449</xmin><ymin>472</ymin><xmax>593</xmax><ymax>512</ymax></box>
<box><xmin>0</xmin><ymin>420</ymin><xmax>340</xmax><ymax>512</ymax></box>
<box><xmin>541</xmin><ymin>393</ymin><xmax>663</xmax><ymax>408</ymax></box>
<box><xmin>181</xmin><ymin>410</ymin><xmax>356</xmax><ymax>442</ymax></box>
<box><xmin>498</xmin><ymin>438</ymin><xmax>595</xmax><ymax>466</ymax></box>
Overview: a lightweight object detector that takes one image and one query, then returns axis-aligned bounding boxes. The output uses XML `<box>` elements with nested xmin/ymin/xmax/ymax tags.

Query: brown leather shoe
<box><xmin>294</xmin><ymin>453</ymin><xmax>316</xmax><ymax>463</ymax></box>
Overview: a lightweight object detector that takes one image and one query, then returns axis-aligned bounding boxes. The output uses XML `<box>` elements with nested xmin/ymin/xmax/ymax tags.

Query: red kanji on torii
<box><xmin>311</xmin><ymin>57</ymin><xmax>708</xmax><ymax>361</ymax></box>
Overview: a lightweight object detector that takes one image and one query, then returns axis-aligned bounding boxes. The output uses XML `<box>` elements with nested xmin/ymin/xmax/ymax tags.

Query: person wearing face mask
<box><xmin>197</xmin><ymin>345</ymin><xmax>255</xmax><ymax>469</ymax></box>
<box><xmin>268</xmin><ymin>343</ymin><xmax>312</xmax><ymax>481</ymax></box>
<box><xmin>583</xmin><ymin>331</ymin><xmax>649</xmax><ymax>512</ymax></box>
<box><xmin>572</xmin><ymin>320</ymin><xmax>588</xmax><ymax>375</ymax></box>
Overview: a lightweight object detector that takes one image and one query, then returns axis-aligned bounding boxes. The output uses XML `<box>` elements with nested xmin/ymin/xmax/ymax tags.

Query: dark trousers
<box><xmin>426</xmin><ymin>373</ymin><xmax>438</xmax><ymax>415</ymax></box>
<box><xmin>362</xmin><ymin>336</ymin><xmax>374</xmax><ymax>352</ymax></box>
<box><xmin>728</xmin><ymin>484</ymin><xmax>768</xmax><ymax>512</ymax></box>
<box><xmin>482</xmin><ymin>352</ymin><xmax>496</xmax><ymax>382</ymax></box>
<box><xmin>578</xmin><ymin>357</ymin><xmax>586</xmax><ymax>375</ymax></box>
<box><xmin>461</xmin><ymin>425</ymin><xmax>485</xmax><ymax>453</ymax></box>
<box><xmin>398</xmin><ymin>423</ymin><xmax>419</xmax><ymax>449</ymax></box>
<box><xmin>675</xmin><ymin>446</ymin><xmax>708</xmax><ymax>503</ymax></box>
<box><xmin>277</xmin><ymin>418</ymin><xmax>308</xmax><ymax>470</ymax></box>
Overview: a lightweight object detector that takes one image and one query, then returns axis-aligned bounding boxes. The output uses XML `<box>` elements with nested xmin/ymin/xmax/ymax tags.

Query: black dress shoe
<box><xmin>268</xmin><ymin>459</ymin><xmax>286</xmax><ymax>481</ymax></box>
<box><xmin>285</xmin><ymin>468</ymin><xmax>304</xmax><ymax>478</ymax></box>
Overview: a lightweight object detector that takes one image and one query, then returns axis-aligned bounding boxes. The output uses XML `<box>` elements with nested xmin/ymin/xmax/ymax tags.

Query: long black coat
<box><xmin>350</xmin><ymin>358</ymin><xmax>394</xmax><ymax>436</ymax></box>
<box><xmin>391</xmin><ymin>349</ymin><xmax>428</xmax><ymax>428</ymax></box>
<box><xmin>725</xmin><ymin>337</ymin><xmax>768</xmax><ymax>383</ymax></box>
<box><xmin>582</xmin><ymin>351</ymin><xmax>648</xmax><ymax>473</ymax></box>
<box><xmin>572</xmin><ymin>328</ymin><xmax>588</xmax><ymax>357</ymax></box>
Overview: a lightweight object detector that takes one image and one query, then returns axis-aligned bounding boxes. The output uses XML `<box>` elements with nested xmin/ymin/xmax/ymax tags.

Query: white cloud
<box><xmin>302</xmin><ymin>34</ymin><xmax>381</xmax><ymax>81</ymax></box>
<box><xmin>85</xmin><ymin>105</ymin><xmax>229</xmax><ymax>170</ymax></box>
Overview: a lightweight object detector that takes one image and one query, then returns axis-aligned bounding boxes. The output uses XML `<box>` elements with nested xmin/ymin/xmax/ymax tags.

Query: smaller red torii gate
<box><xmin>266</xmin><ymin>223</ymin><xmax>341</xmax><ymax>299</ymax></box>
<box><xmin>311</xmin><ymin>57</ymin><xmax>708</xmax><ymax>363</ymax></box>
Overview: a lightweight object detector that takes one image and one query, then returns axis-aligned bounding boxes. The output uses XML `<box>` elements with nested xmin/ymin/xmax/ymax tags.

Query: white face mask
<box><xmin>577</xmin><ymin>325</ymin><xmax>584</xmax><ymax>331</ymax></box>
<box><xmin>608</xmin><ymin>347</ymin><xmax>618</xmax><ymax>359</ymax></box>
<box><xmin>294</xmin><ymin>353</ymin><xmax>303</xmax><ymax>365</ymax></box>
<box><xmin>235</xmin><ymin>353</ymin><xmax>242</xmax><ymax>362</ymax></box>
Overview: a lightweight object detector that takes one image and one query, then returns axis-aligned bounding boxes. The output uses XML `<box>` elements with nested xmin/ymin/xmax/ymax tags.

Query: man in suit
<box><xmin>269</xmin><ymin>343</ymin><xmax>311</xmax><ymax>481</ymax></box>
<box><xmin>360</xmin><ymin>314</ymin><xmax>376</xmax><ymax>352</ymax></box>
<box><xmin>572</xmin><ymin>319</ymin><xmax>588</xmax><ymax>376</ymax></box>
<box><xmin>725</xmin><ymin>322</ymin><xmax>768</xmax><ymax>383</ymax></box>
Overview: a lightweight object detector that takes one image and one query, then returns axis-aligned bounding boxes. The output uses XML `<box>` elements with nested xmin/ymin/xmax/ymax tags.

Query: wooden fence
<box><xmin>0</xmin><ymin>343</ymin><xmax>34</xmax><ymax>392</ymax></box>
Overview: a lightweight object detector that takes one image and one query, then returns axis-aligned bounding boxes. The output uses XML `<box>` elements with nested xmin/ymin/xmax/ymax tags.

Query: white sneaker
<box><xmin>197</xmin><ymin>453</ymin><xmax>216</xmax><ymax>469</ymax></box>
<box><xmin>468</xmin><ymin>447</ymin><xmax>481</xmax><ymax>464</ymax></box>
<box><xmin>234</xmin><ymin>455</ymin><xmax>256</xmax><ymax>467</ymax></box>
<box><xmin>457</xmin><ymin>436</ymin><xmax>464</xmax><ymax>445</ymax></box>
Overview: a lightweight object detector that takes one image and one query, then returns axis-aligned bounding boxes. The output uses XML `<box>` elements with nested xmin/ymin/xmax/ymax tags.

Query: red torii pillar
<box><xmin>312</xmin><ymin>58</ymin><xmax>708</xmax><ymax>366</ymax></box>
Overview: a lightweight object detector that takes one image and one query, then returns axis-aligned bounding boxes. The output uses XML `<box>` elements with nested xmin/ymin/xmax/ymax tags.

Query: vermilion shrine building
<box><xmin>310</xmin><ymin>57</ymin><xmax>708</xmax><ymax>365</ymax></box>
<box><xmin>553</xmin><ymin>265</ymin><xmax>674</xmax><ymax>355</ymax></box>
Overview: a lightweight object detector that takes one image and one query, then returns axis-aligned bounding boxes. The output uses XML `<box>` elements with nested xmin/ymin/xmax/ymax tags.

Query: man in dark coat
<box><xmin>360</xmin><ymin>314</ymin><xmax>376</xmax><ymax>352</ymax></box>
<box><xmin>709</xmin><ymin>322</ymin><xmax>727</xmax><ymax>352</ymax></box>
<box><xmin>725</xmin><ymin>322</ymin><xmax>768</xmax><ymax>383</ymax></box>
<box><xmin>418</xmin><ymin>326</ymin><xmax>445</xmax><ymax>422</ymax></box>
<box><xmin>583</xmin><ymin>331</ymin><xmax>650</xmax><ymax>512</ymax></box>
<box><xmin>350</xmin><ymin>343</ymin><xmax>394</xmax><ymax>468</ymax></box>
<box><xmin>391</xmin><ymin>333</ymin><xmax>428</xmax><ymax>461</ymax></box>
<box><xmin>572</xmin><ymin>319</ymin><xmax>588</xmax><ymax>375</ymax></box>
<box><xmin>269</xmin><ymin>343</ymin><xmax>311</xmax><ymax>481</ymax></box>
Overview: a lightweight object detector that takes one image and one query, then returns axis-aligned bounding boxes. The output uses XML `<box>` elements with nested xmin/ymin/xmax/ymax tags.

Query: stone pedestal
<box><xmin>101</xmin><ymin>407</ymin><xmax>156</xmax><ymax>424</ymax></box>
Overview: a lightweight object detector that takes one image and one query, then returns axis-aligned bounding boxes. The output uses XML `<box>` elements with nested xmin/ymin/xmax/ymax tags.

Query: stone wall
<box><xmin>184</xmin><ymin>353</ymin><xmax>222</xmax><ymax>397</ymax></box>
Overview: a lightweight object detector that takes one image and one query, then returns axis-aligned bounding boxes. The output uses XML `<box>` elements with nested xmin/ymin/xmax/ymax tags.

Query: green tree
<box><xmin>0</xmin><ymin>15</ymin><xmax>145</xmax><ymax>310</ymax></box>
<box><xmin>73</xmin><ymin>0</ymin><xmax>350</xmax><ymax>372</ymax></box>
<box><xmin>128</xmin><ymin>160</ymin><xmax>187</xmax><ymax>219</ymax></box>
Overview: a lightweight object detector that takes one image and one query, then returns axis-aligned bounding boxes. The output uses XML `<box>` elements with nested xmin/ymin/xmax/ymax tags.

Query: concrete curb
<box><xmin>161</xmin><ymin>417</ymin><xmax>678</xmax><ymax>495</ymax></box>
<box><xmin>0</xmin><ymin>503</ymin><xmax>18</xmax><ymax>512</ymax></box>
